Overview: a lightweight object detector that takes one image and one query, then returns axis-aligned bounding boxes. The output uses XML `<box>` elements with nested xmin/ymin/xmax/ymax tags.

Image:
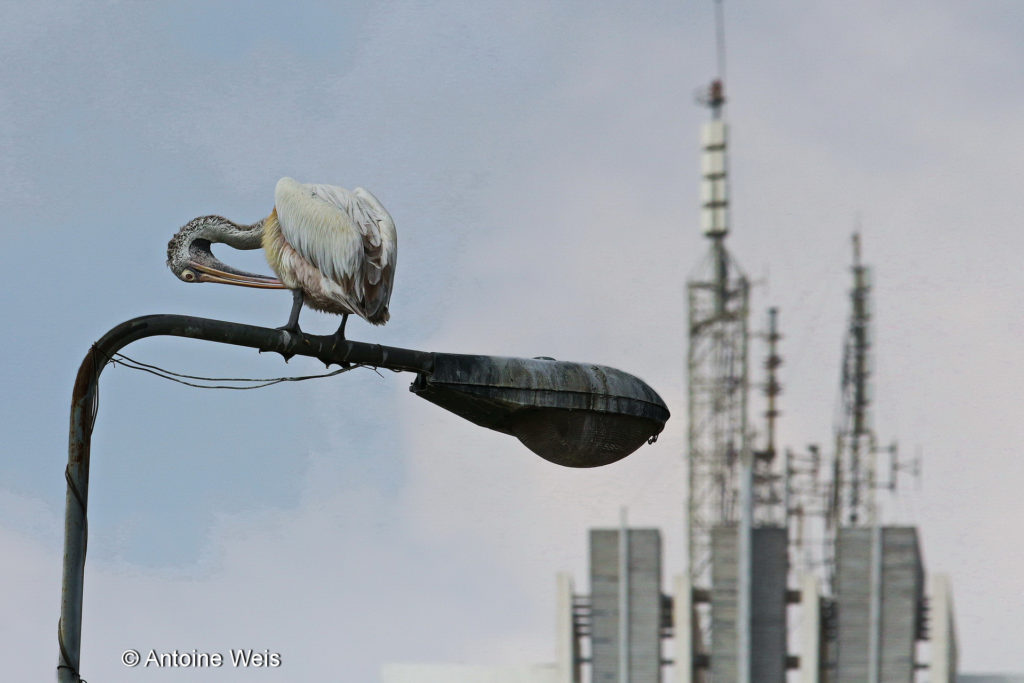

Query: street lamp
<box><xmin>413</xmin><ymin>352</ymin><xmax>669</xmax><ymax>467</ymax></box>
<box><xmin>57</xmin><ymin>314</ymin><xmax>670</xmax><ymax>682</ymax></box>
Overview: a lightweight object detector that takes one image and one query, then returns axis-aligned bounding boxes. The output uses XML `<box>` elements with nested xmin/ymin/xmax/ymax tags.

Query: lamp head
<box><xmin>410</xmin><ymin>354</ymin><xmax>669</xmax><ymax>467</ymax></box>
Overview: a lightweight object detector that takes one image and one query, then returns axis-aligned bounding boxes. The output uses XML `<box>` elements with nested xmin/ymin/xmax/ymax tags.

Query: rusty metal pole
<box><xmin>57</xmin><ymin>314</ymin><xmax>434</xmax><ymax>682</ymax></box>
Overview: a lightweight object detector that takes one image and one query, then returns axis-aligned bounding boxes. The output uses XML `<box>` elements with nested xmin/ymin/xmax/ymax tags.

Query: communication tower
<box><xmin>754</xmin><ymin>307</ymin><xmax>786</xmax><ymax>525</ymax></box>
<box><xmin>831</xmin><ymin>232</ymin><xmax>876</xmax><ymax>531</ymax></box>
<box><xmin>685</xmin><ymin>74</ymin><xmax>789</xmax><ymax>681</ymax></box>
<box><xmin>686</xmin><ymin>75</ymin><xmax>749</xmax><ymax>589</ymax></box>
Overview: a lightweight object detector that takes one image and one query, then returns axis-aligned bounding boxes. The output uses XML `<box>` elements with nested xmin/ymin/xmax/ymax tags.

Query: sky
<box><xmin>2</xmin><ymin>0</ymin><xmax>1023</xmax><ymax>679</ymax></box>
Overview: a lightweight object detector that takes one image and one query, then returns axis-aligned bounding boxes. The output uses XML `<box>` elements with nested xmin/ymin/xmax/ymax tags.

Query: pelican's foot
<box><xmin>277</xmin><ymin>289</ymin><xmax>305</xmax><ymax>338</ymax></box>
<box><xmin>273</xmin><ymin>321</ymin><xmax>301</xmax><ymax>362</ymax></box>
<box><xmin>325</xmin><ymin>314</ymin><xmax>351</xmax><ymax>369</ymax></box>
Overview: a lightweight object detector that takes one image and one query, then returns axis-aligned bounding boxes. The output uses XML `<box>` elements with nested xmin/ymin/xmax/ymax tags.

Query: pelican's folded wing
<box><xmin>274</xmin><ymin>178</ymin><xmax>397</xmax><ymax>317</ymax></box>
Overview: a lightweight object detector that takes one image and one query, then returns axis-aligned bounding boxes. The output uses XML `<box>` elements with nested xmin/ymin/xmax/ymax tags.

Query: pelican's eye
<box><xmin>181</xmin><ymin>269</ymin><xmax>197</xmax><ymax>282</ymax></box>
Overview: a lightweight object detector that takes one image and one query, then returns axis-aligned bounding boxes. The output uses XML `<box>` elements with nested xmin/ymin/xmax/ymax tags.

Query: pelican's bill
<box><xmin>189</xmin><ymin>261</ymin><xmax>286</xmax><ymax>288</ymax></box>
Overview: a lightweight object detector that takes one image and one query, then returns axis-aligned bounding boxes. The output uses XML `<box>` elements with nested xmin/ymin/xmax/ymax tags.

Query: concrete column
<box><xmin>674</xmin><ymin>574</ymin><xmax>693</xmax><ymax>683</ymax></box>
<box><xmin>556</xmin><ymin>573</ymin><xmax>577</xmax><ymax>683</ymax></box>
<box><xmin>799</xmin><ymin>574</ymin><xmax>820</xmax><ymax>683</ymax></box>
<box><xmin>929</xmin><ymin>574</ymin><xmax>957</xmax><ymax>683</ymax></box>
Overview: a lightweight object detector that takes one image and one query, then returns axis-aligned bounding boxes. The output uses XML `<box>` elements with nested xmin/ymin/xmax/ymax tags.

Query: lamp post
<box><xmin>57</xmin><ymin>314</ymin><xmax>670</xmax><ymax>682</ymax></box>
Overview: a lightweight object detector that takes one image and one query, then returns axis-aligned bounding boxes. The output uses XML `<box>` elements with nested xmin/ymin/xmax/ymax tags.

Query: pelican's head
<box><xmin>166</xmin><ymin>215</ymin><xmax>283</xmax><ymax>288</ymax></box>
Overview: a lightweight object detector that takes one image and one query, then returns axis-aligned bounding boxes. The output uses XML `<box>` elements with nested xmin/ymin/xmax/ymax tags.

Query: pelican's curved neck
<box><xmin>204</xmin><ymin>217</ymin><xmax>265</xmax><ymax>251</ymax></box>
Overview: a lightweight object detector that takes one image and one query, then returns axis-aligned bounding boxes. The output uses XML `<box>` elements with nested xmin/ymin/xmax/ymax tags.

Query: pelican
<box><xmin>167</xmin><ymin>177</ymin><xmax>397</xmax><ymax>338</ymax></box>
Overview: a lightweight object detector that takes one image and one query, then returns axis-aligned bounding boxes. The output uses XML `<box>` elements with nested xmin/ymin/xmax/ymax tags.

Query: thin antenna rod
<box><xmin>714</xmin><ymin>0</ymin><xmax>727</xmax><ymax>85</ymax></box>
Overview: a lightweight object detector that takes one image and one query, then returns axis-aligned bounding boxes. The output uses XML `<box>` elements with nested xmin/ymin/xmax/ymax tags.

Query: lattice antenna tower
<box><xmin>686</xmin><ymin>0</ymin><xmax>752</xmax><ymax>591</ymax></box>
<box><xmin>826</xmin><ymin>234</ymin><xmax>916</xmax><ymax>570</ymax></box>
<box><xmin>754</xmin><ymin>308</ymin><xmax>786</xmax><ymax>525</ymax></box>
<box><xmin>831</xmin><ymin>232</ymin><xmax>876</xmax><ymax>533</ymax></box>
<box><xmin>763</xmin><ymin>303</ymin><xmax>829</xmax><ymax>580</ymax></box>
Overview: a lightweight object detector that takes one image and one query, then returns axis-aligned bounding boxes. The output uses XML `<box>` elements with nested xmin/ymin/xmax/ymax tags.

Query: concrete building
<box><xmin>589</xmin><ymin>528</ymin><xmax>664</xmax><ymax>683</ymax></box>
<box><xmin>708</xmin><ymin>525</ymin><xmax>788</xmax><ymax>682</ymax></box>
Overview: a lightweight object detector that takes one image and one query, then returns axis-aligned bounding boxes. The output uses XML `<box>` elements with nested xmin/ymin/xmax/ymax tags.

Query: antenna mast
<box><xmin>713</xmin><ymin>0</ymin><xmax>727</xmax><ymax>93</ymax></box>
<box><xmin>833</xmin><ymin>232</ymin><xmax>875</xmax><ymax>530</ymax></box>
<box><xmin>687</xmin><ymin>0</ymin><xmax>747</xmax><ymax>585</ymax></box>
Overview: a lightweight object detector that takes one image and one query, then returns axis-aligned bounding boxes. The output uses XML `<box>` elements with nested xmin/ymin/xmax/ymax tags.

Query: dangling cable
<box><xmin>98</xmin><ymin>350</ymin><xmax>370</xmax><ymax>390</ymax></box>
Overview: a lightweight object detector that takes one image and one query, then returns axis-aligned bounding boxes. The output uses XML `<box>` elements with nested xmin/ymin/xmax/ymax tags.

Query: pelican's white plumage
<box><xmin>263</xmin><ymin>177</ymin><xmax>397</xmax><ymax>324</ymax></box>
<box><xmin>167</xmin><ymin>177</ymin><xmax>397</xmax><ymax>335</ymax></box>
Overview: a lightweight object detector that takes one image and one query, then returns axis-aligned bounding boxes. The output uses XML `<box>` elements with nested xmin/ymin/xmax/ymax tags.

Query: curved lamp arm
<box><xmin>58</xmin><ymin>315</ymin><xmax>434</xmax><ymax>682</ymax></box>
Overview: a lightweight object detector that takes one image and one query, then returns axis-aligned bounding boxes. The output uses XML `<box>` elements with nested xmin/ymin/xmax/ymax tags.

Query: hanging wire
<box><xmin>100</xmin><ymin>350</ymin><xmax>376</xmax><ymax>390</ymax></box>
<box><xmin>56</xmin><ymin>345</ymin><xmax>378</xmax><ymax>682</ymax></box>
